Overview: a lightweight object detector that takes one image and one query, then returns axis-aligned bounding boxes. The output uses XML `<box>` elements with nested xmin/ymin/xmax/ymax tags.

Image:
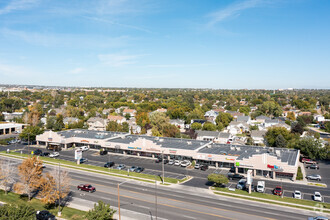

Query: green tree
<box><xmin>121</xmin><ymin>122</ymin><xmax>129</xmax><ymax>133</ymax></box>
<box><xmin>246</xmin><ymin>137</ymin><xmax>254</xmax><ymax>145</ymax></box>
<box><xmin>259</xmin><ymin>101</ymin><xmax>283</xmax><ymax>117</ymax></box>
<box><xmin>207</xmin><ymin>174</ymin><xmax>229</xmax><ymax>186</ymax></box>
<box><xmin>292</xmin><ymin>137</ymin><xmax>327</xmax><ymax>160</ymax></box>
<box><xmin>0</xmin><ymin>203</ymin><xmax>35</xmax><ymax>220</ymax></box>
<box><xmin>215</xmin><ymin>112</ymin><xmax>233</xmax><ymax>127</ymax></box>
<box><xmin>19</xmin><ymin>126</ymin><xmax>44</xmax><ymax>142</ymax></box>
<box><xmin>249</xmin><ymin>125</ymin><xmax>258</xmax><ymax>131</ymax></box>
<box><xmin>191</xmin><ymin>122</ymin><xmax>202</xmax><ymax>130</ymax></box>
<box><xmin>239</xmin><ymin>106</ymin><xmax>250</xmax><ymax>116</ymax></box>
<box><xmin>86</xmin><ymin>200</ymin><xmax>116</xmax><ymax>220</ymax></box>
<box><xmin>202</xmin><ymin>122</ymin><xmax>217</xmax><ymax>131</ymax></box>
<box><xmin>275</xmin><ymin>134</ymin><xmax>287</xmax><ymax>148</ymax></box>
<box><xmin>265</xmin><ymin>127</ymin><xmax>292</xmax><ymax>147</ymax></box>
<box><xmin>124</xmin><ymin>113</ymin><xmax>131</xmax><ymax>120</ymax></box>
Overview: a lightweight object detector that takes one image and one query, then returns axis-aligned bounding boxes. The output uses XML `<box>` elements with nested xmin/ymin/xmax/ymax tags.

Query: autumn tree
<box><xmin>14</xmin><ymin>157</ymin><xmax>44</xmax><ymax>201</ymax></box>
<box><xmin>286</xmin><ymin>112</ymin><xmax>296</xmax><ymax>121</ymax></box>
<box><xmin>0</xmin><ymin>160</ymin><xmax>16</xmax><ymax>194</ymax></box>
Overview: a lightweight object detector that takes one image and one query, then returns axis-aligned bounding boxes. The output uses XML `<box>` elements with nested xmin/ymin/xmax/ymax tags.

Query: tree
<box><xmin>265</xmin><ymin>127</ymin><xmax>292</xmax><ymax>147</ymax></box>
<box><xmin>239</xmin><ymin>106</ymin><xmax>250</xmax><ymax>116</ymax></box>
<box><xmin>19</xmin><ymin>126</ymin><xmax>44</xmax><ymax>142</ymax></box>
<box><xmin>286</xmin><ymin>112</ymin><xmax>296</xmax><ymax>121</ymax></box>
<box><xmin>86</xmin><ymin>200</ymin><xmax>116</xmax><ymax>220</ymax></box>
<box><xmin>292</xmin><ymin>137</ymin><xmax>327</xmax><ymax>160</ymax></box>
<box><xmin>191</xmin><ymin>122</ymin><xmax>202</xmax><ymax>130</ymax></box>
<box><xmin>14</xmin><ymin>157</ymin><xmax>44</xmax><ymax>201</ymax></box>
<box><xmin>207</xmin><ymin>174</ymin><xmax>229</xmax><ymax>186</ymax></box>
<box><xmin>124</xmin><ymin>113</ymin><xmax>131</xmax><ymax>120</ymax></box>
<box><xmin>249</xmin><ymin>125</ymin><xmax>258</xmax><ymax>131</ymax></box>
<box><xmin>259</xmin><ymin>101</ymin><xmax>283</xmax><ymax>117</ymax></box>
<box><xmin>0</xmin><ymin>203</ymin><xmax>35</xmax><ymax>220</ymax></box>
<box><xmin>215</xmin><ymin>112</ymin><xmax>233</xmax><ymax>127</ymax></box>
<box><xmin>0</xmin><ymin>160</ymin><xmax>16</xmax><ymax>194</ymax></box>
<box><xmin>202</xmin><ymin>122</ymin><xmax>217</xmax><ymax>131</ymax></box>
<box><xmin>275</xmin><ymin>134</ymin><xmax>287</xmax><ymax>148</ymax></box>
<box><xmin>291</xmin><ymin>121</ymin><xmax>304</xmax><ymax>134</ymax></box>
<box><xmin>246</xmin><ymin>137</ymin><xmax>254</xmax><ymax>145</ymax></box>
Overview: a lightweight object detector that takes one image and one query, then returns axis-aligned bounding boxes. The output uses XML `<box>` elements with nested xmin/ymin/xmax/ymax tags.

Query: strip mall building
<box><xmin>36</xmin><ymin>129</ymin><xmax>300</xmax><ymax>180</ymax></box>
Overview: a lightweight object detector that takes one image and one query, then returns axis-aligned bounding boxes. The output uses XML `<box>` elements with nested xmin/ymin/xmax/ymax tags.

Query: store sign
<box><xmin>236</xmin><ymin>162</ymin><xmax>240</xmax><ymax>167</ymax></box>
<box><xmin>128</xmin><ymin>146</ymin><xmax>142</xmax><ymax>150</ymax></box>
<box><xmin>169</xmin><ymin>150</ymin><xmax>177</xmax><ymax>154</ymax></box>
<box><xmin>48</xmin><ymin>138</ymin><xmax>53</xmax><ymax>141</ymax></box>
<box><xmin>75</xmin><ymin>150</ymin><xmax>82</xmax><ymax>160</ymax></box>
<box><xmin>81</xmin><ymin>140</ymin><xmax>89</xmax><ymax>143</ymax></box>
<box><xmin>267</xmin><ymin>164</ymin><xmax>283</xmax><ymax>171</ymax></box>
<box><xmin>94</xmin><ymin>141</ymin><xmax>98</xmax><ymax>143</ymax></box>
<box><xmin>146</xmin><ymin>148</ymin><xmax>160</xmax><ymax>152</ymax></box>
<box><xmin>225</xmin><ymin>157</ymin><xmax>235</xmax><ymax>161</ymax></box>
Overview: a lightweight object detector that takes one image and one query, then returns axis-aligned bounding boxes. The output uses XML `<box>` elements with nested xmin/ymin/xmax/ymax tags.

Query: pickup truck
<box><xmin>77</xmin><ymin>184</ymin><xmax>96</xmax><ymax>193</ymax></box>
<box><xmin>302</xmin><ymin>158</ymin><xmax>317</xmax><ymax>164</ymax></box>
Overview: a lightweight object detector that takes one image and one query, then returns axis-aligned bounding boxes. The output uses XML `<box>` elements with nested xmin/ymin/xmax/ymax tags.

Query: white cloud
<box><xmin>98</xmin><ymin>53</ymin><xmax>145</xmax><ymax>67</ymax></box>
<box><xmin>0</xmin><ymin>62</ymin><xmax>36</xmax><ymax>77</ymax></box>
<box><xmin>69</xmin><ymin>68</ymin><xmax>85</xmax><ymax>75</ymax></box>
<box><xmin>0</xmin><ymin>0</ymin><xmax>39</xmax><ymax>15</ymax></box>
<box><xmin>207</xmin><ymin>0</ymin><xmax>264</xmax><ymax>26</ymax></box>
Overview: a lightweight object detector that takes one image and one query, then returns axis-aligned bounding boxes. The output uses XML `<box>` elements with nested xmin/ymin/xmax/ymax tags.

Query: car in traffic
<box><xmin>236</xmin><ymin>179</ymin><xmax>247</xmax><ymax>190</ymax></box>
<box><xmin>36</xmin><ymin>210</ymin><xmax>56</xmax><ymax>220</ymax></box>
<box><xmin>116</xmin><ymin>164</ymin><xmax>126</xmax><ymax>170</ymax></box>
<box><xmin>40</xmin><ymin>152</ymin><xmax>50</xmax><ymax>157</ymax></box>
<box><xmin>49</xmin><ymin>152</ymin><xmax>60</xmax><ymax>158</ymax></box>
<box><xmin>306</xmin><ymin>164</ymin><xmax>319</xmax><ymax>169</ymax></box>
<box><xmin>77</xmin><ymin>184</ymin><xmax>96</xmax><ymax>193</ymax></box>
<box><xmin>79</xmin><ymin>158</ymin><xmax>88</xmax><ymax>163</ymax></box>
<box><xmin>307</xmin><ymin>217</ymin><xmax>328</xmax><ymax>220</ymax></box>
<box><xmin>273</xmin><ymin>186</ymin><xmax>283</xmax><ymax>196</ymax></box>
<box><xmin>227</xmin><ymin>173</ymin><xmax>244</xmax><ymax>180</ymax></box>
<box><xmin>129</xmin><ymin>166</ymin><xmax>138</xmax><ymax>172</ymax></box>
<box><xmin>306</xmin><ymin>174</ymin><xmax>322</xmax><ymax>181</ymax></box>
<box><xmin>135</xmin><ymin>167</ymin><xmax>144</xmax><ymax>173</ymax></box>
<box><xmin>293</xmin><ymin>190</ymin><xmax>302</xmax><ymax>199</ymax></box>
<box><xmin>313</xmin><ymin>192</ymin><xmax>322</xmax><ymax>202</ymax></box>
<box><xmin>180</xmin><ymin>160</ymin><xmax>191</xmax><ymax>167</ymax></box>
<box><xmin>168</xmin><ymin>160</ymin><xmax>174</xmax><ymax>165</ymax></box>
<box><xmin>104</xmin><ymin>162</ymin><xmax>115</xmax><ymax>168</ymax></box>
<box><xmin>200</xmin><ymin>164</ymin><xmax>209</xmax><ymax>171</ymax></box>
<box><xmin>174</xmin><ymin>160</ymin><xmax>181</xmax><ymax>166</ymax></box>
<box><xmin>33</xmin><ymin>149</ymin><xmax>42</xmax><ymax>155</ymax></box>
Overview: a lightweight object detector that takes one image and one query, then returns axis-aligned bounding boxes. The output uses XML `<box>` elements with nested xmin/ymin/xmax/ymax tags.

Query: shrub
<box><xmin>296</xmin><ymin>166</ymin><xmax>303</xmax><ymax>180</ymax></box>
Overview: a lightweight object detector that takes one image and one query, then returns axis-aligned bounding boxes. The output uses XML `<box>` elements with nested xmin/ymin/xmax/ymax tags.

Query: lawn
<box><xmin>213</xmin><ymin>187</ymin><xmax>330</xmax><ymax>212</ymax></box>
<box><xmin>1</xmin><ymin>151</ymin><xmax>186</xmax><ymax>184</ymax></box>
<box><xmin>0</xmin><ymin>190</ymin><xmax>86</xmax><ymax>220</ymax></box>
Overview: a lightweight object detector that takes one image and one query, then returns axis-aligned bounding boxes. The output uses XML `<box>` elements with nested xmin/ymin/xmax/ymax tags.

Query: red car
<box><xmin>77</xmin><ymin>184</ymin><xmax>96</xmax><ymax>193</ymax></box>
<box><xmin>302</xmin><ymin>158</ymin><xmax>317</xmax><ymax>164</ymax></box>
<box><xmin>273</xmin><ymin>186</ymin><xmax>283</xmax><ymax>196</ymax></box>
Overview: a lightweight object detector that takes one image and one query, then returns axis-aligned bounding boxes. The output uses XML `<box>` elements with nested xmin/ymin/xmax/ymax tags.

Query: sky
<box><xmin>0</xmin><ymin>0</ymin><xmax>329</xmax><ymax>89</ymax></box>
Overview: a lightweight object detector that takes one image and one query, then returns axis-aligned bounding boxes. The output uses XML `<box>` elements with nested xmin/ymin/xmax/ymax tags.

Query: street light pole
<box><xmin>58</xmin><ymin>162</ymin><xmax>62</xmax><ymax>216</ymax></box>
<box><xmin>117</xmin><ymin>179</ymin><xmax>130</xmax><ymax>220</ymax></box>
<box><xmin>161</xmin><ymin>151</ymin><xmax>164</xmax><ymax>184</ymax></box>
<box><xmin>155</xmin><ymin>176</ymin><xmax>158</xmax><ymax>220</ymax></box>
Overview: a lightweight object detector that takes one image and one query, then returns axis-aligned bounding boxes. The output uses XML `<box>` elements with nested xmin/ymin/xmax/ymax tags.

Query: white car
<box><xmin>49</xmin><ymin>152</ymin><xmax>60</xmax><ymax>158</ymax></box>
<box><xmin>168</xmin><ymin>160</ymin><xmax>174</xmax><ymax>165</ymax></box>
<box><xmin>181</xmin><ymin>160</ymin><xmax>191</xmax><ymax>167</ymax></box>
<box><xmin>174</xmin><ymin>160</ymin><xmax>181</xmax><ymax>166</ymax></box>
<box><xmin>80</xmin><ymin>146</ymin><xmax>89</xmax><ymax>151</ymax></box>
<box><xmin>293</xmin><ymin>190</ymin><xmax>301</xmax><ymax>199</ymax></box>
<box><xmin>194</xmin><ymin>164</ymin><xmax>201</xmax><ymax>169</ymax></box>
<box><xmin>313</xmin><ymin>192</ymin><xmax>322</xmax><ymax>202</ymax></box>
<box><xmin>306</xmin><ymin>174</ymin><xmax>322</xmax><ymax>181</ymax></box>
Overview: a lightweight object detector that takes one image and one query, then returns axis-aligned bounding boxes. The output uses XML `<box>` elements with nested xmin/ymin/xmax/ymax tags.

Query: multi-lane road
<box><xmin>0</xmin><ymin>155</ymin><xmax>325</xmax><ymax>220</ymax></box>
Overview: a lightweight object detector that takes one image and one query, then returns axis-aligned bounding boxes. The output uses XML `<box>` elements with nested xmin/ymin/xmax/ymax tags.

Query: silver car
<box><xmin>306</xmin><ymin>174</ymin><xmax>322</xmax><ymax>181</ymax></box>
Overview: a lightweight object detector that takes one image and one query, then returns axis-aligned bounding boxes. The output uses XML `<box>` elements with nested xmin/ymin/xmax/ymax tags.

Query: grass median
<box><xmin>212</xmin><ymin>187</ymin><xmax>330</xmax><ymax>212</ymax></box>
<box><xmin>0</xmin><ymin>190</ymin><xmax>86</xmax><ymax>220</ymax></box>
<box><xmin>1</xmin><ymin>151</ymin><xmax>188</xmax><ymax>184</ymax></box>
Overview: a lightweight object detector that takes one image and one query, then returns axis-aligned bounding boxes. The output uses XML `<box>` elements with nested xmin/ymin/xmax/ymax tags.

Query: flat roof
<box><xmin>57</xmin><ymin>129</ymin><xmax>126</xmax><ymax>140</ymax></box>
<box><xmin>198</xmin><ymin>144</ymin><xmax>298</xmax><ymax>166</ymax></box>
<box><xmin>0</xmin><ymin>123</ymin><xmax>24</xmax><ymax>129</ymax></box>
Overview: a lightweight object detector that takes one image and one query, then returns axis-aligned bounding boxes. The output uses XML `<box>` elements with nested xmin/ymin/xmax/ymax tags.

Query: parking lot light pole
<box><xmin>162</xmin><ymin>151</ymin><xmax>164</xmax><ymax>184</ymax></box>
<box><xmin>118</xmin><ymin>179</ymin><xmax>131</xmax><ymax>220</ymax></box>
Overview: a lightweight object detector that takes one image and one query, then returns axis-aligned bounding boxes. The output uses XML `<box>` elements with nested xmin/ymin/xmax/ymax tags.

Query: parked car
<box><xmin>308</xmin><ymin>217</ymin><xmax>328</xmax><ymax>220</ymax></box>
<box><xmin>194</xmin><ymin>164</ymin><xmax>201</xmax><ymax>169</ymax></box>
<box><xmin>80</xmin><ymin>146</ymin><xmax>89</xmax><ymax>151</ymax></box>
<box><xmin>181</xmin><ymin>160</ymin><xmax>191</xmax><ymax>167</ymax></box>
<box><xmin>135</xmin><ymin>167</ymin><xmax>144</xmax><ymax>173</ymax></box>
<box><xmin>200</xmin><ymin>165</ymin><xmax>209</xmax><ymax>171</ymax></box>
<box><xmin>302</xmin><ymin>158</ymin><xmax>318</xmax><ymax>164</ymax></box>
<box><xmin>314</xmin><ymin>192</ymin><xmax>322</xmax><ymax>202</ymax></box>
<box><xmin>79</xmin><ymin>158</ymin><xmax>88</xmax><ymax>163</ymax></box>
<box><xmin>293</xmin><ymin>190</ymin><xmax>302</xmax><ymax>199</ymax></box>
<box><xmin>49</xmin><ymin>152</ymin><xmax>59</xmax><ymax>158</ymax></box>
<box><xmin>116</xmin><ymin>164</ymin><xmax>126</xmax><ymax>170</ymax></box>
<box><xmin>236</xmin><ymin>179</ymin><xmax>247</xmax><ymax>190</ymax></box>
<box><xmin>36</xmin><ymin>210</ymin><xmax>56</xmax><ymax>220</ymax></box>
<box><xmin>307</xmin><ymin>164</ymin><xmax>319</xmax><ymax>169</ymax></box>
<box><xmin>40</xmin><ymin>152</ymin><xmax>50</xmax><ymax>157</ymax></box>
<box><xmin>306</xmin><ymin>174</ymin><xmax>322</xmax><ymax>181</ymax></box>
<box><xmin>77</xmin><ymin>184</ymin><xmax>96</xmax><ymax>193</ymax></box>
<box><xmin>168</xmin><ymin>160</ymin><xmax>174</xmax><ymax>165</ymax></box>
<box><xmin>104</xmin><ymin>162</ymin><xmax>115</xmax><ymax>168</ymax></box>
<box><xmin>155</xmin><ymin>158</ymin><xmax>162</xmax><ymax>163</ymax></box>
<box><xmin>100</xmin><ymin>150</ymin><xmax>108</xmax><ymax>155</ymax></box>
<box><xmin>245</xmin><ymin>184</ymin><xmax>255</xmax><ymax>192</ymax></box>
<box><xmin>256</xmin><ymin>181</ymin><xmax>265</xmax><ymax>193</ymax></box>
<box><xmin>33</xmin><ymin>149</ymin><xmax>42</xmax><ymax>155</ymax></box>
<box><xmin>227</xmin><ymin>173</ymin><xmax>244</xmax><ymax>180</ymax></box>
<box><xmin>174</xmin><ymin>160</ymin><xmax>181</xmax><ymax>166</ymax></box>
<box><xmin>163</xmin><ymin>159</ymin><xmax>169</xmax><ymax>164</ymax></box>
<box><xmin>129</xmin><ymin>166</ymin><xmax>138</xmax><ymax>172</ymax></box>
<box><xmin>273</xmin><ymin>186</ymin><xmax>283</xmax><ymax>196</ymax></box>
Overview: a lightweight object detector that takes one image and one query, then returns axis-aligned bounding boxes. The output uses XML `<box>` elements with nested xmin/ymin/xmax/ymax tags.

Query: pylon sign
<box><xmin>75</xmin><ymin>149</ymin><xmax>82</xmax><ymax>160</ymax></box>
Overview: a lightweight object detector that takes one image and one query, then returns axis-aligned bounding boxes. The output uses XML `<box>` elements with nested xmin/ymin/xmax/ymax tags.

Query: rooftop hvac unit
<box><xmin>236</xmin><ymin>147</ymin><xmax>241</xmax><ymax>151</ymax></box>
<box><xmin>159</xmin><ymin>139</ymin><xmax>164</xmax><ymax>142</ymax></box>
<box><xmin>155</xmin><ymin>137</ymin><xmax>159</xmax><ymax>140</ymax></box>
<box><xmin>256</xmin><ymin>149</ymin><xmax>260</xmax><ymax>153</ymax></box>
<box><xmin>187</xmin><ymin>141</ymin><xmax>192</xmax><ymax>145</ymax></box>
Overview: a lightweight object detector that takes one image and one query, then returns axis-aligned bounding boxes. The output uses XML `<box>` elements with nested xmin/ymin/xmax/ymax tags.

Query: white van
<box><xmin>257</xmin><ymin>181</ymin><xmax>265</xmax><ymax>193</ymax></box>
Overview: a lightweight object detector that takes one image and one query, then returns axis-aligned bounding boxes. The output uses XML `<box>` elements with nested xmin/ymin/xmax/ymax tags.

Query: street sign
<box><xmin>75</xmin><ymin>149</ymin><xmax>82</xmax><ymax>160</ymax></box>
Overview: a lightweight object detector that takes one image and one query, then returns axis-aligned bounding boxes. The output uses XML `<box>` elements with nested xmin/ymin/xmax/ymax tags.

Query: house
<box><xmin>217</xmin><ymin>132</ymin><xmax>232</xmax><ymax>144</ymax></box>
<box><xmin>196</xmin><ymin>130</ymin><xmax>220</xmax><ymax>142</ymax></box>
<box><xmin>2</xmin><ymin>112</ymin><xmax>24</xmax><ymax>122</ymax></box>
<box><xmin>255</xmin><ymin>115</ymin><xmax>271</xmax><ymax>123</ymax></box>
<box><xmin>191</xmin><ymin>119</ymin><xmax>207</xmax><ymax>125</ymax></box>
<box><xmin>87</xmin><ymin>117</ymin><xmax>108</xmax><ymax>131</ymax></box>
<box><xmin>156</xmin><ymin>108</ymin><xmax>167</xmax><ymax>113</ymax></box>
<box><xmin>115</xmin><ymin>106</ymin><xmax>129</xmax><ymax>114</ymax></box>
<box><xmin>108</xmin><ymin>115</ymin><xmax>126</xmax><ymax>124</ymax></box>
<box><xmin>170</xmin><ymin>119</ymin><xmax>185</xmax><ymax>131</ymax></box>
<box><xmin>250</xmin><ymin>106</ymin><xmax>258</xmax><ymax>112</ymax></box>
<box><xmin>226</xmin><ymin>121</ymin><xmax>249</xmax><ymax>135</ymax></box>
<box><xmin>251</xmin><ymin>130</ymin><xmax>267</xmax><ymax>145</ymax></box>
<box><xmin>123</xmin><ymin>109</ymin><xmax>137</xmax><ymax>118</ymax></box>
<box><xmin>299</xmin><ymin>112</ymin><xmax>312</xmax><ymax>116</ymax></box>
<box><xmin>226</xmin><ymin>111</ymin><xmax>244</xmax><ymax>119</ymax></box>
<box><xmin>204</xmin><ymin>110</ymin><xmax>218</xmax><ymax>123</ymax></box>
<box><xmin>213</xmin><ymin>108</ymin><xmax>225</xmax><ymax>113</ymax></box>
<box><xmin>102</xmin><ymin>108</ymin><xmax>114</xmax><ymax>115</ymax></box>
<box><xmin>314</xmin><ymin>115</ymin><xmax>325</xmax><ymax>122</ymax></box>
<box><xmin>63</xmin><ymin>117</ymin><xmax>79</xmax><ymax>125</ymax></box>
<box><xmin>236</xmin><ymin>116</ymin><xmax>251</xmax><ymax>124</ymax></box>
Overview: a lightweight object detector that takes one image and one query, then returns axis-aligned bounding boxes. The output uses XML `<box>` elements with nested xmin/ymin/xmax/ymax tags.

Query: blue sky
<box><xmin>0</xmin><ymin>0</ymin><xmax>329</xmax><ymax>89</ymax></box>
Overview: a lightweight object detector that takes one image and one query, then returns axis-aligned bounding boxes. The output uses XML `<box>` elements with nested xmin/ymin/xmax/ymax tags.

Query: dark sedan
<box><xmin>104</xmin><ymin>162</ymin><xmax>115</xmax><ymax>168</ymax></box>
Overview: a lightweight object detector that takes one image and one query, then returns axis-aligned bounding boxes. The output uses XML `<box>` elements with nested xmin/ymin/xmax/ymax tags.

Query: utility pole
<box><xmin>58</xmin><ymin>162</ymin><xmax>62</xmax><ymax>216</ymax></box>
<box><xmin>155</xmin><ymin>176</ymin><xmax>158</xmax><ymax>220</ymax></box>
<box><xmin>117</xmin><ymin>183</ymin><xmax>121</xmax><ymax>220</ymax></box>
<box><xmin>161</xmin><ymin>151</ymin><xmax>164</xmax><ymax>184</ymax></box>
